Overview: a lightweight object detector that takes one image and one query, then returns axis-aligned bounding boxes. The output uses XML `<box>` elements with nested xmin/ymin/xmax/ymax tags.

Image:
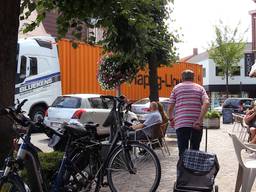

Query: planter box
<box><xmin>203</xmin><ymin>118</ymin><xmax>220</xmax><ymax>129</ymax></box>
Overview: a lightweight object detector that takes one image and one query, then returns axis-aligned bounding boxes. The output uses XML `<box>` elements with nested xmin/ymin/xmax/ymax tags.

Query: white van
<box><xmin>15</xmin><ymin>36</ymin><xmax>62</xmax><ymax>121</ymax></box>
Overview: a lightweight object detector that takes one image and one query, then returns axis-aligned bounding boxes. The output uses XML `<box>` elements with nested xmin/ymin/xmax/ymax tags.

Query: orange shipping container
<box><xmin>58</xmin><ymin>39</ymin><xmax>202</xmax><ymax>101</ymax></box>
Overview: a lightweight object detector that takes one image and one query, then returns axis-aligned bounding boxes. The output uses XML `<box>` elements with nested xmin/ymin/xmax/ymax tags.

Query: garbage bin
<box><xmin>222</xmin><ymin>108</ymin><xmax>234</xmax><ymax>124</ymax></box>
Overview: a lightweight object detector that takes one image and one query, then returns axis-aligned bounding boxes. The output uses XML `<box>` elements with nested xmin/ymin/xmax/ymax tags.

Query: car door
<box><xmin>86</xmin><ymin>97</ymin><xmax>111</xmax><ymax>134</ymax></box>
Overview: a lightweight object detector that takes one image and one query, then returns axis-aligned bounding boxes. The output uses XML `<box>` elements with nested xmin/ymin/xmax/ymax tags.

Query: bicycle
<box><xmin>50</xmin><ymin>95</ymin><xmax>162</xmax><ymax>191</ymax></box>
<box><xmin>0</xmin><ymin>96</ymin><xmax>161</xmax><ymax>192</ymax></box>
<box><xmin>93</xmin><ymin>95</ymin><xmax>161</xmax><ymax>192</ymax></box>
<box><xmin>0</xmin><ymin>100</ymin><xmax>102</xmax><ymax>192</ymax></box>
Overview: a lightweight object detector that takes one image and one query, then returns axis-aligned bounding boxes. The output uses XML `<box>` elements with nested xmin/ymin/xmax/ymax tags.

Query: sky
<box><xmin>170</xmin><ymin>0</ymin><xmax>256</xmax><ymax>58</ymax></box>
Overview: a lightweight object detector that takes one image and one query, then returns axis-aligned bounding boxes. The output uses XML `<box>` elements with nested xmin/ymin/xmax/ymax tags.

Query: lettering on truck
<box><xmin>16</xmin><ymin>72</ymin><xmax>61</xmax><ymax>94</ymax></box>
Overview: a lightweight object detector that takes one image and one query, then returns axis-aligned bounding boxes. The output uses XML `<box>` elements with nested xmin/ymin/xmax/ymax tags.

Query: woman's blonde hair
<box><xmin>157</xmin><ymin>102</ymin><xmax>168</xmax><ymax>124</ymax></box>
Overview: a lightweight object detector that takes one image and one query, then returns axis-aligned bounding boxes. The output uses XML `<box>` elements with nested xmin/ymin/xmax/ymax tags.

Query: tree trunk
<box><xmin>225</xmin><ymin>69</ymin><xmax>229</xmax><ymax>98</ymax></box>
<box><xmin>0</xmin><ymin>1</ymin><xmax>20</xmax><ymax>166</ymax></box>
<box><xmin>148</xmin><ymin>53</ymin><xmax>159</xmax><ymax>102</ymax></box>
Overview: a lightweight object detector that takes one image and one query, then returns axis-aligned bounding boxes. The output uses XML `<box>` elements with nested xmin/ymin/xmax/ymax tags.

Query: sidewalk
<box><xmin>32</xmin><ymin>121</ymin><xmax>256</xmax><ymax>191</ymax></box>
<box><xmin>157</xmin><ymin>122</ymin><xmax>256</xmax><ymax>192</ymax></box>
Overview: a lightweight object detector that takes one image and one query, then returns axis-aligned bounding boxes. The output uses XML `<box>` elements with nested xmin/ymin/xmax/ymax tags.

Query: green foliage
<box><xmin>21</xmin><ymin>151</ymin><xmax>63</xmax><ymax>187</ymax></box>
<box><xmin>38</xmin><ymin>151</ymin><xmax>63</xmax><ymax>179</ymax></box>
<box><xmin>97</xmin><ymin>53</ymin><xmax>138</xmax><ymax>90</ymax></box>
<box><xmin>208</xmin><ymin>21</ymin><xmax>246</xmax><ymax>96</ymax></box>
<box><xmin>20</xmin><ymin>0</ymin><xmax>180</xmax><ymax>90</ymax></box>
<box><xmin>205</xmin><ymin>110</ymin><xmax>221</xmax><ymax>119</ymax></box>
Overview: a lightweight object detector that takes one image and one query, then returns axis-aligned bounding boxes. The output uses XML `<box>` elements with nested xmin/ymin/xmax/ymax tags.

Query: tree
<box><xmin>0</xmin><ymin>1</ymin><xmax>21</xmax><ymax>165</ymax></box>
<box><xmin>208</xmin><ymin>22</ymin><xmax>246</xmax><ymax>97</ymax></box>
<box><xmin>22</xmin><ymin>0</ymin><xmax>179</xmax><ymax>101</ymax></box>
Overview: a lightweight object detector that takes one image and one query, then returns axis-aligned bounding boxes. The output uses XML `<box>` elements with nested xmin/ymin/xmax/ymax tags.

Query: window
<box><xmin>16</xmin><ymin>56</ymin><xmax>27</xmax><ymax>84</ymax></box>
<box><xmin>102</xmin><ymin>98</ymin><xmax>113</xmax><ymax>109</ymax></box>
<box><xmin>216</xmin><ymin>67</ymin><xmax>224</xmax><ymax>76</ymax></box>
<box><xmin>88</xmin><ymin>97</ymin><xmax>106</xmax><ymax>109</ymax></box>
<box><xmin>231</xmin><ymin>66</ymin><xmax>240</xmax><ymax>76</ymax></box>
<box><xmin>52</xmin><ymin>96</ymin><xmax>81</xmax><ymax>108</ymax></box>
<box><xmin>216</xmin><ymin>66</ymin><xmax>240</xmax><ymax>76</ymax></box>
<box><xmin>20</xmin><ymin>56</ymin><xmax>27</xmax><ymax>76</ymax></box>
<box><xmin>29</xmin><ymin>57</ymin><xmax>38</xmax><ymax>76</ymax></box>
<box><xmin>203</xmin><ymin>68</ymin><xmax>206</xmax><ymax>77</ymax></box>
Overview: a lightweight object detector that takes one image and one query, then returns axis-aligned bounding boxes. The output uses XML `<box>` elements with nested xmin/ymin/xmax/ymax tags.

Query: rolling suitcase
<box><xmin>173</xmin><ymin>126</ymin><xmax>219</xmax><ymax>192</ymax></box>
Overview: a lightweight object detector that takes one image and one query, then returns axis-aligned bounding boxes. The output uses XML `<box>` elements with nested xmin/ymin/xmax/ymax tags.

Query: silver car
<box><xmin>44</xmin><ymin>94</ymin><xmax>138</xmax><ymax>135</ymax></box>
<box><xmin>131</xmin><ymin>97</ymin><xmax>170</xmax><ymax>120</ymax></box>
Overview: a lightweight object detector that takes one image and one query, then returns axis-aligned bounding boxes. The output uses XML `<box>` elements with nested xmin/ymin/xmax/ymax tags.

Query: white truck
<box><xmin>15</xmin><ymin>36</ymin><xmax>62</xmax><ymax>121</ymax></box>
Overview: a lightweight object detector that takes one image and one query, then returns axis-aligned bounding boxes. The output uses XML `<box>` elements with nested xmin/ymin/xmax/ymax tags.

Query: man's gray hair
<box><xmin>182</xmin><ymin>70</ymin><xmax>194</xmax><ymax>81</ymax></box>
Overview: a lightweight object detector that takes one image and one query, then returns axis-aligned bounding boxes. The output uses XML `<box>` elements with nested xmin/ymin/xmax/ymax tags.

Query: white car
<box><xmin>44</xmin><ymin>94</ymin><xmax>138</xmax><ymax>136</ymax></box>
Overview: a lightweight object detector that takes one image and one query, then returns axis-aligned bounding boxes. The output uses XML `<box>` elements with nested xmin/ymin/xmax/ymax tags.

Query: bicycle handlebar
<box><xmin>17</xmin><ymin>99</ymin><xmax>28</xmax><ymax>113</ymax></box>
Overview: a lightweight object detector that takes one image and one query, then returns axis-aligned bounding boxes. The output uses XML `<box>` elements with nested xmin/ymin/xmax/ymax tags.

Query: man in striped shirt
<box><xmin>168</xmin><ymin>70</ymin><xmax>209</xmax><ymax>156</ymax></box>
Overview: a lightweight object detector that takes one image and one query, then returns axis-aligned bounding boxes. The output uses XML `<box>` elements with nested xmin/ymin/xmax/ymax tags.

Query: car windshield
<box><xmin>134</xmin><ymin>98</ymin><xmax>150</xmax><ymax>104</ymax></box>
<box><xmin>52</xmin><ymin>96</ymin><xmax>81</xmax><ymax>108</ymax></box>
<box><xmin>243</xmin><ymin>100</ymin><xmax>252</xmax><ymax>107</ymax></box>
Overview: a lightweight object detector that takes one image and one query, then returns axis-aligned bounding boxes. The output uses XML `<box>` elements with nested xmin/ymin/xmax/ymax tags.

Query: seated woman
<box><xmin>244</xmin><ymin>102</ymin><xmax>256</xmax><ymax>143</ymax></box>
<box><xmin>130</xmin><ymin>101</ymin><xmax>162</xmax><ymax>140</ymax></box>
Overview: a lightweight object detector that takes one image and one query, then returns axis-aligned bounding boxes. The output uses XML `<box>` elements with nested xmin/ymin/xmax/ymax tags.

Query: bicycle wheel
<box><xmin>0</xmin><ymin>175</ymin><xmax>27</xmax><ymax>192</ymax></box>
<box><xmin>64</xmin><ymin>152</ymin><xmax>102</xmax><ymax>192</ymax></box>
<box><xmin>107</xmin><ymin>142</ymin><xmax>161</xmax><ymax>192</ymax></box>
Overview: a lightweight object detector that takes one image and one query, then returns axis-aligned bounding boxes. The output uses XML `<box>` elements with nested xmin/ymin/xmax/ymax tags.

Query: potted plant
<box><xmin>203</xmin><ymin>110</ymin><xmax>221</xmax><ymax>129</ymax></box>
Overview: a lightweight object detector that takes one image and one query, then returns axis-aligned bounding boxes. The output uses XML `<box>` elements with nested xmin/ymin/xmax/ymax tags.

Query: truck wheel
<box><xmin>30</xmin><ymin>106</ymin><xmax>46</xmax><ymax>122</ymax></box>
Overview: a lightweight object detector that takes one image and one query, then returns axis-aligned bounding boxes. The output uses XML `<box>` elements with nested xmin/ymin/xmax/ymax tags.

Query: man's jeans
<box><xmin>176</xmin><ymin>127</ymin><xmax>203</xmax><ymax>156</ymax></box>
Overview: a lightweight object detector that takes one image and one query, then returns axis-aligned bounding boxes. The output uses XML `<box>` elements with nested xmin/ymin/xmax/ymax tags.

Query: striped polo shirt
<box><xmin>169</xmin><ymin>81</ymin><xmax>209</xmax><ymax>129</ymax></box>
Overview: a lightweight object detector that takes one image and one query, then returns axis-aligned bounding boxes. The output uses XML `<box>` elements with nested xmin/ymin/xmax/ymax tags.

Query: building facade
<box><xmin>186</xmin><ymin>43</ymin><xmax>256</xmax><ymax>108</ymax></box>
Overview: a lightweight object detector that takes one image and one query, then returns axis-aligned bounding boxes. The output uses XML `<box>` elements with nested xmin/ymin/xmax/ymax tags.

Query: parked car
<box><xmin>131</xmin><ymin>97</ymin><xmax>170</xmax><ymax>120</ymax></box>
<box><xmin>222</xmin><ymin>98</ymin><xmax>253</xmax><ymax>113</ymax></box>
<box><xmin>44</xmin><ymin>94</ymin><xmax>138</xmax><ymax>136</ymax></box>
<box><xmin>131</xmin><ymin>97</ymin><xmax>176</xmax><ymax>137</ymax></box>
<box><xmin>222</xmin><ymin>98</ymin><xmax>253</xmax><ymax>124</ymax></box>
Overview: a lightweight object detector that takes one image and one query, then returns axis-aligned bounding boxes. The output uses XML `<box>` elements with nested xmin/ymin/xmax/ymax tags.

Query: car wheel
<box><xmin>29</xmin><ymin>106</ymin><xmax>46</xmax><ymax>133</ymax></box>
<box><xmin>30</xmin><ymin>106</ymin><xmax>46</xmax><ymax>122</ymax></box>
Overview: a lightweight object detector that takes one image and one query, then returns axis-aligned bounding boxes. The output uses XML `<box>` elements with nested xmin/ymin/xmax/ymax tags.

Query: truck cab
<box><xmin>15</xmin><ymin>36</ymin><xmax>62</xmax><ymax>121</ymax></box>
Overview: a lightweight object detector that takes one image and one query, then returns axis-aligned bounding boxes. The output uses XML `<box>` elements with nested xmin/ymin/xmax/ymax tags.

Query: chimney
<box><xmin>193</xmin><ymin>48</ymin><xmax>198</xmax><ymax>56</ymax></box>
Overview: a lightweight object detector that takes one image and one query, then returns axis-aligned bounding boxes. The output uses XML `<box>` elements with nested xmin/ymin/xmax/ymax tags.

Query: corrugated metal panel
<box><xmin>58</xmin><ymin>39</ymin><xmax>116</xmax><ymax>96</ymax></box>
<box><xmin>58</xmin><ymin>39</ymin><xmax>202</xmax><ymax>100</ymax></box>
<box><xmin>120</xmin><ymin>62</ymin><xmax>202</xmax><ymax>101</ymax></box>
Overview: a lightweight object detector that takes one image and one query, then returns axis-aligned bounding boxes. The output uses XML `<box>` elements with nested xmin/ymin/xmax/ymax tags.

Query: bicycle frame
<box><xmin>15</xmin><ymin>133</ymin><xmax>48</xmax><ymax>192</ymax></box>
<box><xmin>3</xmin><ymin>125</ymin><xmax>78</xmax><ymax>192</ymax></box>
<box><xmin>50</xmin><ymin>135</ymin><xmax>72</xmax><ymax>192</ymax></box>
<box><xmin>94</xmin><ymin>97</ymin><xmax>136</xmax><ymax>178</ymax></box>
